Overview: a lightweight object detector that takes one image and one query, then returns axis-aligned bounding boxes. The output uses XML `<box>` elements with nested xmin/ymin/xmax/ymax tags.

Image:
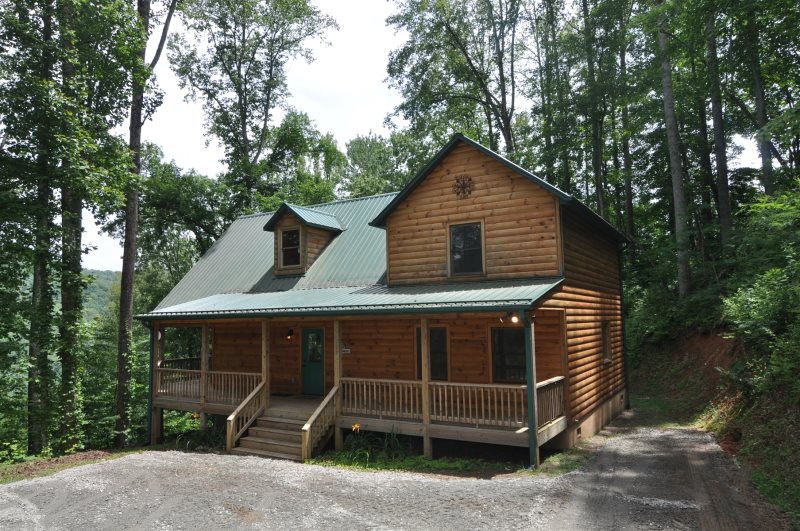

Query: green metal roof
<box><xmin>143</xmin><ymin>278</ymin><xmax>564</xmax><ymax>320</ymax></box>
<box><xmin>152</xmin><ymin>193</ymin><xmax>396</xmax><ymax>311</ymax></box>
<box><xmin>263</xmin><ymin>203</ymin><xmax>344</xmax><ymax>233</ymax></box>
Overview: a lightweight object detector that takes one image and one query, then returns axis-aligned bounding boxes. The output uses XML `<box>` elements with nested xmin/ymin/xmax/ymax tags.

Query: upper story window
<box><xmin>280</xmin><ymin>228</ymin><xmax>301</xmax><ymax>268</ymax></box>
<box><xmin>449</xmin><ymin>221</ymin><xmax>484</xmax><ymax>276</ymax></box>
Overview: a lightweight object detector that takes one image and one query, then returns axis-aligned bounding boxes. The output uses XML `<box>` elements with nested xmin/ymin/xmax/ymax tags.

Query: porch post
<box><xmin>261</xmin><ymin>319</ymin><xmax>270</xmax><ymax>409</ymax></box>
<box><xmin>333</xmin><ymin>320</ymin><xmax>343</xmax><ymax>450</ymax></box>
<box><xmin>200</xmin><ymin>322</ymin><xmax>209</xmax><ymax>428</ymax></box>
<box><xmin>420</xmin><ymin>318</ymin><xmax>432</xmax><ymax>458</ymax></box>
<box><xmin>150</xmin><ymin>323</ymin><xmax>164</xmax><ymax>445</ymax></box>
<box><xmin>522</xmin><ymin>310</ymin><xmax>540</xmax><ymax>467</ymax></box>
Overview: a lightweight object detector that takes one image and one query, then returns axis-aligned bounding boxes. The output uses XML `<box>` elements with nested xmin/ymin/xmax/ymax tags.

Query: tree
<box><xmin>387</xmin><ymin>0</ymin><xmax>526</xmax><ymax>156</ymax></box>
<box><xmin>116</xmin><ymin>0</ymin><xmax>177</xmax><ymax>448</ymax></box>
<box><xmin>344</xmin><ymin>133</ymin><xmax>404</xmax><ymax>197</ymax></box>
<box><xmin>169</xmin><ymin>0</ymin><xmax>337</xmax><ymax>219</ymax></box>
<box><xmin>655</xmin><ymin>0</ymin><xmax>690</xmax><ymax>297</ymax></box>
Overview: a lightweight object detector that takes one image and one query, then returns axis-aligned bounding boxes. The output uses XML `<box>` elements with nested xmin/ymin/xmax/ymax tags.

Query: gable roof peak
<box><xmin>369</xmin><ymin>133</ymin><xmax>572</xmax><ymax>229</ymax></box>
<box><xmin>263</xmin><ymin>202</ymin><xmax>344</xmax><ymax>233</ymax></box>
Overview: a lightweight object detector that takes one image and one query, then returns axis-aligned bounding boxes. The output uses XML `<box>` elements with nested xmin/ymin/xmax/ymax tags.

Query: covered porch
<box><xmin>149</xmin><ymin>312</ymin><xmax>568</xmax><ymax>466</ymax></box>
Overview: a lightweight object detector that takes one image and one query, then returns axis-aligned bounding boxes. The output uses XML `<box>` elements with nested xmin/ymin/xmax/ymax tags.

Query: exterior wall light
<box><xmin>286</xmin><ymin>328</ymin><xmax>294</xmax><ymax>340</ymax></box>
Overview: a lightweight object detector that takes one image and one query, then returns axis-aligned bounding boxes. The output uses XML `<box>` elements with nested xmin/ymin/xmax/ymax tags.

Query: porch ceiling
<box><xmin>138</xmin><ymin>277</ymin><xmax>564</xmax><ymax>321</ymax></box>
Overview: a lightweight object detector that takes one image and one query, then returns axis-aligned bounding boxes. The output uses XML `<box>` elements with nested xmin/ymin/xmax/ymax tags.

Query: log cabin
<box><xmin>137</xmin><ymin>134</ymin><xmax>629</xmax><ymax>466</ymax></box>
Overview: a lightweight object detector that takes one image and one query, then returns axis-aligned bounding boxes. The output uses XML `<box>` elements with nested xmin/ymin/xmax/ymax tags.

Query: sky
<box><xmin>83</xmin><ymin>1</ymin><xmax>405</xmax><ymax>271</ymax></box>
<box><xmin>81</xmin><ymin>0</ymin><xmax>761</xmax><ymax>272</ymax></box>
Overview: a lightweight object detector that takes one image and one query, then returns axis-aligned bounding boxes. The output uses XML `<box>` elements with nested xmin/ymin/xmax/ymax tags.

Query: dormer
<box><xmin>264</xmin><ymin>203</ymin><xmax>343</xmax><ymax>275</ymax></box>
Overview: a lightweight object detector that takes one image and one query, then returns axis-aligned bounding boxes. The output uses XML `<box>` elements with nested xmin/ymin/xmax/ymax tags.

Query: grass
<box><xmin>309</xmin><ymin>452</ymin><xmax>511</xmax><ymax>476</ymax></box>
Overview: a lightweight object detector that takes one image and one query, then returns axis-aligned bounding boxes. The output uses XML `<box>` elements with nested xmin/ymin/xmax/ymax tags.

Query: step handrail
<box><xmin>226</xmin><ymin>381</ymin><xmax>267</xmax><ymax>452</ymax></box>
<box><xmin>300</xmin><ymin>385</ymin><xmax>339</xmax><ymax>461</ymax></box>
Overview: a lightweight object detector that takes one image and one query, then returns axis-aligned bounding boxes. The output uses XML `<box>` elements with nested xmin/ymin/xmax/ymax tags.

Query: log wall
<box><xmin>385</xmin><ymin>142</ymin><xmax>561</xmax><ymax>285</ymax></box>
<box><xmin>540</xmin><ymin>214</ymin><xmax>624</xmax><ymax>421</ymax></box>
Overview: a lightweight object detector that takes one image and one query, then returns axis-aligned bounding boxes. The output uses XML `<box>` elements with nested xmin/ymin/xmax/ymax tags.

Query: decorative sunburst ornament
<box><xmin>453</xmin><ymin>174</ymin><xmax>474</xmax><ymax>199</ymax></box>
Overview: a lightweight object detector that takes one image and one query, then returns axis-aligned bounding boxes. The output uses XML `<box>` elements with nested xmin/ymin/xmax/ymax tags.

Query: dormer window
<box><xmin>449</xmin><ymin>221</ymin><xmax>484</xmax><ymax>276</ymax></box>
<box><xmin>281</xmin><ymin>228</ymin><xmax>301</xmax><ymax>268</ymax></box>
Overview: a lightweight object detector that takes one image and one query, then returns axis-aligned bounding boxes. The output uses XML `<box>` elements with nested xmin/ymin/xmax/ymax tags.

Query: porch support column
<box><xmin>262</xmin><ymin>319</ymin><xmax>270</xmax><ymax>410</ymax></box>
<box><xmin>150</xmin><ymin>323</ymin><xmax>164</xmax><ymax>445</ymax></box>
<box><xmin>333</xmin><ymin>320</ymin><xmax>343</xmax><ymax>450</ymax></box>
<box><xmin>200</xmin><ymin>322</ymin><xmax>209</xmax><ymax>428</ymax></box>
<box><xmin>522</xmin><ymin>309</ymin><xmax>540</xmax><ymax>468</ymax></box>
<box><xmin>420</xmin><ymin>318</ymin><xmax>432</xmax><ymax>458</ymax></box>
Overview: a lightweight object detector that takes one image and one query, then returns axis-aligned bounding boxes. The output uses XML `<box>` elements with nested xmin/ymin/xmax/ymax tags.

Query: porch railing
<box><xmin>340</xmin><ymin>378</ymin><xmax>422</xmax><ymax>420</ymax></box>
<box><xmin>160</xmin><ymin>357</ymin><xmax>201</xmax><ymax>370</ymax></box>
<box><xmin>154</xmin><ymin>368</ymin><xmax>260</xmax><ymax>406</ymax></box>
<box><xmin>207</xmin><ymin>371</ymin><xmax>261</xmax><ymax>406</ymax></box>
<box><xmin>301</xmin><ymin>385</ymin><xmax>339</xmax><ymax>461</ymax></box>
<box><xmin>338</xmin><ymin>376</ymin><xmax>566</xmax><ymax>431</ymax></box>
<box><xmin>535</xmin><ymin>376</ymin><xmax>566</xmax><ymax>427</ymax></box>
<box><xmin>429</xmin><ymin>381</ymin><xmax>527</xmax><ymax>428</ymax></box>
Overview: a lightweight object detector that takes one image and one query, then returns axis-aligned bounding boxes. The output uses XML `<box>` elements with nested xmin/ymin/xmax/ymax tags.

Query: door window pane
<box><xmin>416</xmin><ymin>327</ymin><xmax>448</xmax><ymax>381</ymax></box>
<box><xmin>491</xmin><ymin>328</ymin><xmax>526</xmax><ymax>383</ymax></box>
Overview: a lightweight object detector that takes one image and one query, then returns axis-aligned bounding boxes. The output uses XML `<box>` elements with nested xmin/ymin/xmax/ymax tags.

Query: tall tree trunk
<box><xmin>27</xmin><ymin>0</ymin><xmax>56</xmax><ymax>457</ymax></box>
<box><xmin>116</xmin><ymin>0</ymin><xmax>176</xmax><ymax>447</ymax></box>
<box><xmin>619</xmin><ymin>32</ymin><xmax>635</xmax><ymax>241</ymax></box>
<box><xmin>705</xmin><ymin>11</ymin><xmax>732</xmax><ymax>244</ymax></box>
<box><xmin>657</xmin><ymin>3</ymin><xmax>691</xmax><ymax>297</ymax></box>
<box><xmin>581</xmin><ymin>0</ymin><xmax>604</xmax><ymax>217</ymax></box>
<box><xmin>742</xmin><ymin>8</ymin><xmax>774</xmax><ymax>195</ymax></box>
<box><xmin>57</xmin><ymin>0</ymin><xmax>83</xmax><ymax>453</ymax></box>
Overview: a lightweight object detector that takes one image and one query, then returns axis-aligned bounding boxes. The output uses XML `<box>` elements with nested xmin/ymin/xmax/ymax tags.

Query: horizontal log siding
<box><xmin>306</xmin><ymin>226</ymin><xmax>334</xmax><ymax>269</ymax></box>
<box><xmin>213</xmin><ymin>321</ymin><xmax>334</xmax><ymax>395</ymax></box>
<box><xmin>541</xmin><ymin>215</ymin><xmax>625</xmax><ymax>422</ymax></box>
<box><xmin>385</xmin><ymin>143</ymin><xmax>560</xmax><ymax>285</ymax></box>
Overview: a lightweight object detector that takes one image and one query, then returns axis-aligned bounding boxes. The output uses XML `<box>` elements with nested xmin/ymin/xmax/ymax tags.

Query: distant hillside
<box><xmin>83</xmin><ymin>270</ymin><xmax>120</xmax><ymax>323</ymax></box>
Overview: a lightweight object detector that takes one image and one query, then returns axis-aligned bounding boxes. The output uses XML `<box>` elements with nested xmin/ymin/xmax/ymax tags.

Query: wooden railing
<box><xmin>337</xmin><ymin>376</ymin><xmax>567</xmax><ymax>431</ymax></box>
<box><xmin>340</xmin><ymin>378</ymin><xmax>423</xmax><ymax>420</ymax></box>
<box><xmin>429</xmin><ymin>381</ymin><xmax>528</xmax><ymax>428</ymax></box>
<box><xmin>207</xmin><ymin>371</ymin><xmax>261</xmax><ymax>406</ymax></box>
<box><xmin>301</xmin><ymin>385</ymin><xmax>339</xmax><ymax>461</ymax></box>
<box><xmin>155</xmin><ymin>369</ymin><xmax>260</xmax><ymax>407</ymax></box>
<box><xmin>155</xmin><ymin>368</ymin><xmax>201</xmax><ymax>401</ymax></box>
<box><xmin>226</xmin><ymin>381</ymin><xmax>267</xmax><ymax>452</ymax></box>
<box><xmin>535</xmin><ymin>376</ymin><xmax>566</xmax><ymax>428</ymax></box>
<box><xmin>160</xmin><ymin>357</ymin><xmax>201</xmax><ymax>370</ymax></box>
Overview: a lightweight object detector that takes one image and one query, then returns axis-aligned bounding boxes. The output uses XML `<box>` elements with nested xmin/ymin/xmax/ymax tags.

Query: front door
<box><xmin>302</xmin><ymin>328</ymin><xmax>324</xmax><ymax>395</ymax></box>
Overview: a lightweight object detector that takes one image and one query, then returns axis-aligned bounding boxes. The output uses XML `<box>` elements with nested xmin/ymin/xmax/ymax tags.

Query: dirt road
<box><xmin>0</xmin><ymin>410</ymin><xmax>788</xmax><ymax>530</ymax></box>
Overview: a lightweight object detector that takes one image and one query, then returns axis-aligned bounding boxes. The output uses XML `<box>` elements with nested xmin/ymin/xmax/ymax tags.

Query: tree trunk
<box><xmin>116</xmin><ymin>0</ymin><xmax>176</xmax><ymax>447</ymax></box>
<box><xmin>619</xmin><ymin>33</ymin><xmax>635</xmax><ymax>241</ymax></box>
<box><xmin>657</xmin><ymin>3</ymin><xmax>691</xmax><ymax>297</ymax></box>
<box><xmin>742</xmin><ymin>8</ymin><xmax>774</xmax><ymax>194</ymax></box>
<box><xmin>581</xmin><ymin>0</ymin><xmax>604</xmax><ymax>217</ymax></box>
<box><xmin>116</xmin><ymin>0</ymin><xmax>151</xmax><ymax>448</ymax></box>
<box><xmin>57</xmin><ymin>0</ymin><xmax>83</xmax><ymax>453</ymax></box>
<box><xmin>27</xmin><ymin>0</ymin><xmax>56</xmax><ymax>457</ymax></box>
<box><xmin>705</xmin><ymin>12</ymin><xmax>732</xmax><ymax>244</ymax></box>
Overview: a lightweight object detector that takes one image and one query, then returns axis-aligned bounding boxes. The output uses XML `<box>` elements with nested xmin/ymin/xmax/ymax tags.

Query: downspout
<box><xmin>618</xmin><ymin>243</ymin><xmax>631</xmax><ymax>410</ymax></box>
<box><xmin>146</xmin><ymin>321</ymin><xmax>154</xmax><ymax>444</ymax></box>
<box><xmin>520</xmin><ymin>308</ymin><xmax>539</xmax><ymax>468</ymax></box>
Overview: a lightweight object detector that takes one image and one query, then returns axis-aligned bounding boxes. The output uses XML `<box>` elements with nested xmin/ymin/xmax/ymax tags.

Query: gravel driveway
<box><xmin>0</xmin><ymin>411</ymin><xmax>789</xmax><ymax>530</ymax></box>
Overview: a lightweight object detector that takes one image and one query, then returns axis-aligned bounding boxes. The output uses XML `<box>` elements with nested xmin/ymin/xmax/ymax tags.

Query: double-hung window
<box><xmin>491</xmin><ymin>328</ymin><xmax>526</xmax><ymax>383</ymax></box>
<box><xmin>281</xmin><ymin>228</ymin><xmax>301</xmax><ymax>268</ymax></box>
<box><xmin>449</xmin><ymin>222</ymin><xmax>483</xmax><ymax>276</ymax></box>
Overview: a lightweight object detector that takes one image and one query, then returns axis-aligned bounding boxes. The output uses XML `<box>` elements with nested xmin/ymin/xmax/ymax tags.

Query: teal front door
<box><xmin>302</xmin><ymin>328</ymin><xmax>324</xmax><ymax>395</ymax></box>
